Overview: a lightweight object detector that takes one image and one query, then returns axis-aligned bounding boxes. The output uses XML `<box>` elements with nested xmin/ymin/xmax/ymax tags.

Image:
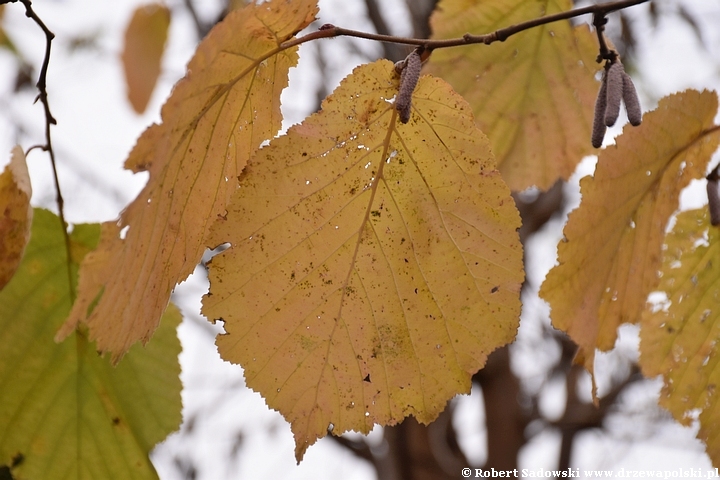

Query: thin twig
<box><xmin>16</xmin><ymin>0</ymin><xmax>75</xmax><ymax>300</ymax></box>
<box><xmin>593</xmin><ymin>12</ymin><xmax>616</xmax><ymax>62</ymax></box>
<box><xmin>282</xmin><ymin>0</ymin><xmax>650</xmax><ymax>51</ymax></box>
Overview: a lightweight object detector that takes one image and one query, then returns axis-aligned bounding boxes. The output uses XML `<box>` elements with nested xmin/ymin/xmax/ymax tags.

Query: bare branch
<box><xmin>15</xmin><ymin>0</ymin><xmax>74</xmax><ymax>299</ymax></box>
<box><xmin>283</xmin><ymin>0</ymin><xmax>650</xmax><ymax>52</ymax></box>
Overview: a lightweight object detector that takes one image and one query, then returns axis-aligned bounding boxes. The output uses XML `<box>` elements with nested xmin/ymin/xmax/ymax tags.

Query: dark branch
<box><xmin>282</xmin><ymin>0</ymin><xmax>650</xmax><ymax>52</ymax></box>
<box><xmin>593</xmin><ymin>12</ymin><xmax>616</xmax><ymax>62</ymax></box>
<box><xmin>17</xmin><ymin>0</ymin><xmax>75</xmax><ymax>299</ymax></box>
<box><xmin>183</xmin><ymin>0</ymin><xmax>211</xmax><ymax>39</ymax></box>
<box><xmin>554</xmin><ymin>364</ymin><xmax>643</xmax><ymax>469</ymax></box>
<box><xmin>327</xmin><ymin>434</ymin><xmax>376</xmax><ymax>464</ymax></box>
<box><xmin>363</xmin><ymin>0</ymin><xmax>407</xmax><ymax>62</ymax></box>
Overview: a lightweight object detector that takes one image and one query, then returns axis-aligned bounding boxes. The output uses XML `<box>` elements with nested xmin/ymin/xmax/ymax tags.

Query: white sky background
<box><xmin>1</xmin><ymin>0</ymin><xmax>720</xmax><ymax>479</ymax></box>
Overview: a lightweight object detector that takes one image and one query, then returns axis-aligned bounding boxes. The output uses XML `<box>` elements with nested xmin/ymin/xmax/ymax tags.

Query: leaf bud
<box><xmin>396</xmin><ymin>50</ymin><xmax>422</xmax><ymax>124</ymax></box>
<box><xmin>622</xmin><ymin>71</ymin><xmax>642</xmax><ymax>126</ymax></box>
<box><xmin>604</xmin><ymin>61</ymin><xmax>623</xmax><ymax>127</ymax></box>
<box><xmin>592</xmin><ymin>73</ymin><xmax>608</xmax><ymax>148</ymax></box>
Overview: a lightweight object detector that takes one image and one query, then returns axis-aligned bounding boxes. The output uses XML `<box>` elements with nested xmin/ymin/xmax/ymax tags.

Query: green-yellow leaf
<box><xmin>121</xmin><ymin>3</ymin><xmax>171</xmax><ymax>114</ymax></box>
<box><xmin>202</xmin><ymin>60</ymin><xmax>524</xmax><ymax>461</ymax></box>
<box><xmin>0</xmin><ymin>6</ymin><xmax>18</xmax><ymax>54</ymax></box>
<box><xmin>0</xmin><ymin>146</ymin><xmax>32</xmax><ymax>290</ymax></box>
<box><xmin>540</xmin><ymin>90</ymin><xmax>720</xmax><ymax>387</ymax></box>
<box><xmin>58</xmin><ymin>0</ymin><xmax>319</xmax><ymax>361</ymax></box>
<box><xmin>640</xmin><ymin>208</ymin><xmax>720</xmax><ymax>467</ymax></box>
<box><xmin>426</xmin><ymin>0</ymin><xmax>601</xmax><ymax>191</ymax></box>
<box><xmin>0</xmin><ymin>209</ymin><xmax>182</xmax><ymax>480</ymax></box>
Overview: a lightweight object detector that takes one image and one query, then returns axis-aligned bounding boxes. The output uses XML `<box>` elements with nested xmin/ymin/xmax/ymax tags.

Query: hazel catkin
<box><xmin>396</xmin><ymin>50</ymin><xmax>421</xmax><ymax>124</ymax></box>
<box><xmin>622</xmin><ymin>71</ymin><xmax>642</xmax><ymax>126</ymax></box>
<box><xmin>604</xmin><ymin>61</ymin><xmax>624</xmax><ymax>127</ymax></box>
<box><xmin>592</xmin><ymin>73</ymin><xmax>608</xmax><ymax>148</ymax></box>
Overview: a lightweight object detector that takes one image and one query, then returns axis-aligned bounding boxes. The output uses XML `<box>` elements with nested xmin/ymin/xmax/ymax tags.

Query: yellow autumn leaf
<box><xmin>0</xmin><ymin>146</ymin><xmax>32</xmax><ymax>290</ymax></box>
<box><xmin>640</xmin><ymin>208</ymin><xmax>720</xmax><ymax>467</ymax></box>
<box><xmin>540</xmin><ymin>90</ymin><xmax>720</xmax><ymax>387</ymax></box>
<box><xmin>426</xmin><ymin>0</ymin><xmax>601</xmax><ymax>191</ymax></box>
<box><xmin>121</xmin><ymin>3</ymin><xmax>171</xmax><ymax>114</ymax></box>
<box><xmin>57</xmin><ymin>0</ymin><xmax>319</xmax><ymax>361</ymax></box>
<box><xmin>202</xmin><ymin>60</ymin><xmax>524</xmax><ymax>461</ymax></box>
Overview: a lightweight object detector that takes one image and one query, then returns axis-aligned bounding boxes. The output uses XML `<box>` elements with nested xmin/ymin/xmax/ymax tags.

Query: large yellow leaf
<box><xmin>640</xmin><ymin>208</ymin><xmax>720</xmax><ymax>466</ymax></box>
<box><xmin>426</xmin><ymin>0</ymin><xmax>601</xmax><ymax>191</ymax></box>
<box><xmin>121</xmin><ymin>3</ymin><xmax>171</xmax><ymax>114</ymax></box>
<box><xmin>0</xmin><ymin>146</ymin><xmax>32</xmax><ymax>290</ymax></box>
<box><xmin>0</xmin><ymin>209</ymin><xmax>182</xmax><ymax>480</ymax></box>
<box><xmin>202</xmin><ymin>60</ymin><xmax>524</xmax><ymax>461</ymax></box>
<box><xmin>540</xmin><ymin>90</ymin><xmax>720</xmax><ymax>385</ymax></box>
<box><xmin>58</xmin><ymin>0</ymin><xmax>319</xmax><ymax>361</ymax></box>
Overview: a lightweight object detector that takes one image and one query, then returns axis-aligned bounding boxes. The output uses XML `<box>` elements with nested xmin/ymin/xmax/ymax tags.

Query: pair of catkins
<box><xmin>395</xmin><ymin>50</ymin><xmax>641</xmax><ymax>147</ymax></box>
<box><xmin>592</xmin><ymin>60</ymin><xmax>642</xmax><ymax>148</ymax></box>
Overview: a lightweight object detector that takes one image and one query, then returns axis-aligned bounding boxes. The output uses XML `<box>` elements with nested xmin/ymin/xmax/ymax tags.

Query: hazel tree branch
<box><xmin>11</xmin><ymin>0</ymin><xmax>75</xmax><ymax>300</ymax></box>
<box><xmin>282</xmin><ymin>0</ymin><xmax>650</xmax><ymax>51</ymax></box>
